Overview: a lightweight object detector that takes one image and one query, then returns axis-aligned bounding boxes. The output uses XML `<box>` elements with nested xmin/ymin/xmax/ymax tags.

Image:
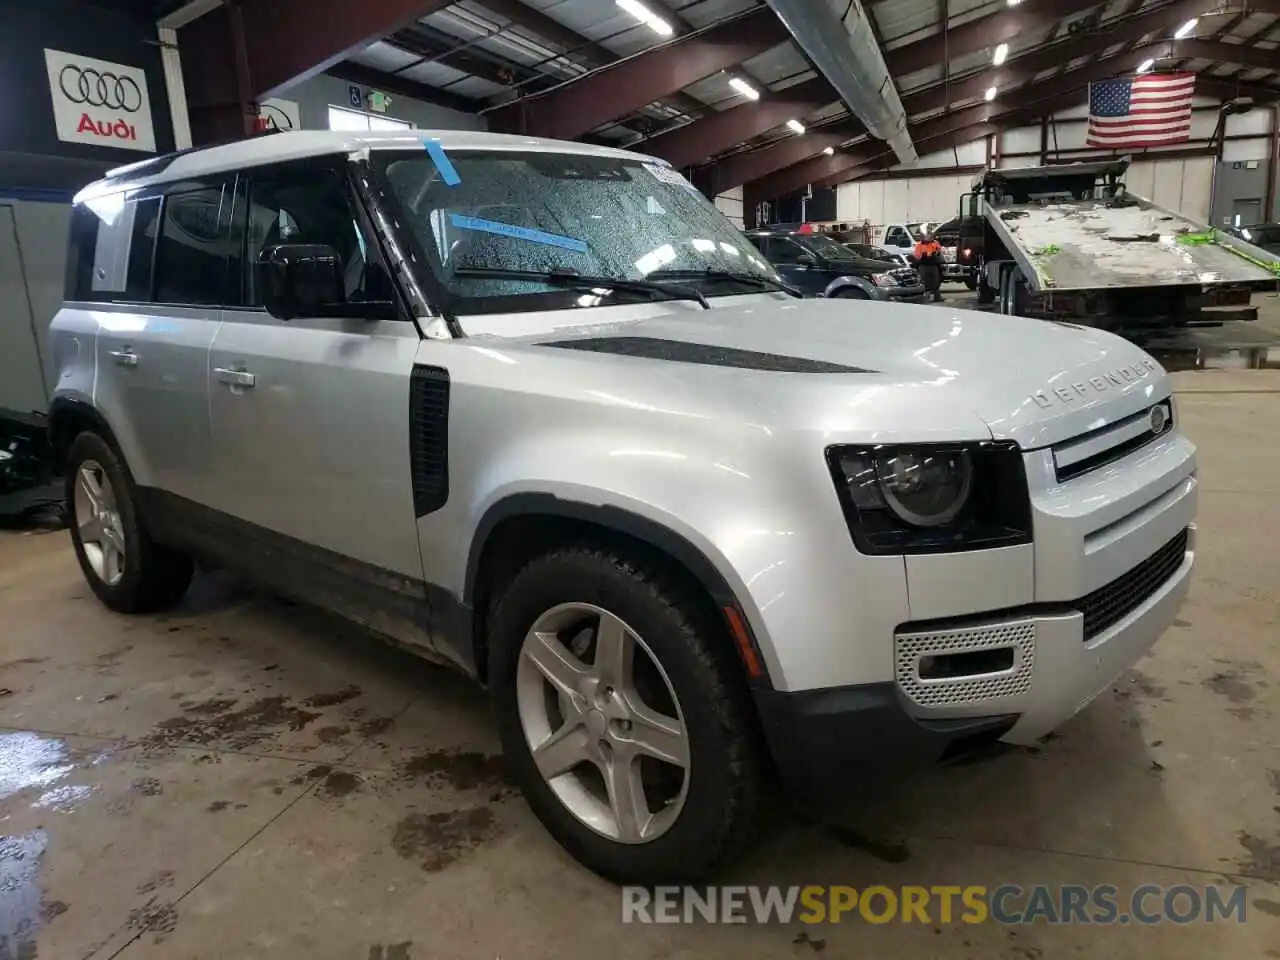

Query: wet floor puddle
<box><xmin>0</xmin><ymin>732</ymin><xmax>93</xmax><ymax>957</ymax></box>
<box><xmin>0</xmin><ymin>732</ymin><xmax>103</xmax><ymax>813</ymax></box>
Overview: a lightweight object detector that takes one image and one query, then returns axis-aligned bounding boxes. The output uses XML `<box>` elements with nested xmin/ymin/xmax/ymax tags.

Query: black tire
<box><xmin>1000</xmin><ymin>268</ymin><xmax>1026</xmax><ymax>316</ymax></box>
<box><xmin>977</xmin><ymin>278</ymin><xmax>996</xmax><ymax>305</ymax></box>
<box><xmin>488</xmin><ymin>546</ymin><xmax>768</xmax><ymax>885</ymax></box>
<box><xmin>66</xmin><ymin>431</ymin><xmax>193</xmax><ymax>613</ymax></box>
<box><xmin>833</xmin><ymin>287</ymin><xmax>870</xmax><ymax>299</ymax></box>
<box><xmin>964</xmin><ymin>273</ymin><xmax>978</xmax><ymax>291</ymax></box>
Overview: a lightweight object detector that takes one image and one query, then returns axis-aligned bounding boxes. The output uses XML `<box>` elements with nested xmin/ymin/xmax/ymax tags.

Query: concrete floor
<box><xmin>2</xmin><ymin>297</ymin><xmax>1280</xmax><ymax>959</ymax></box>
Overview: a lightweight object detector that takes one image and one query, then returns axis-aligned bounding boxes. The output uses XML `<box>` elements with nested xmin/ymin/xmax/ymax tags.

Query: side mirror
<box><xmin>257</xmin><ymin>243</ymin><xmax>345</xmax><ymax>321</ymax></box>
<box><xmin>796</xmin><ymin>252</ymin><xmax>817</xmax><ymax>267</ymax></box>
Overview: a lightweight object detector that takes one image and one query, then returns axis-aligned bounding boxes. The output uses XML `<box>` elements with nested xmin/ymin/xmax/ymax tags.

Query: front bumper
<box><xmin>881</xmin><ymin>283</ymin><xmax>928</xmax><ymax>301</ymax></box>
<box><xmin>753</xmin><ymin>524</ymin><xmax>1194</xmax><ymax>802</ymax></box>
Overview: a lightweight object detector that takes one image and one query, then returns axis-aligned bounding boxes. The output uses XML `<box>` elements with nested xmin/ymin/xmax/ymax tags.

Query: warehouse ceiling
<box><xmin>174</xmin><ymin>0</ymin><xmax>1280</xmax><ymax>197</ymax></box>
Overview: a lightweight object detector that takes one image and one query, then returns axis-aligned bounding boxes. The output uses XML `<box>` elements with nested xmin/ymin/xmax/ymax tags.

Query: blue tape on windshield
<box><xmin>448</xmin><ymin>213</ymin><xmax>587</xmax><ymax>253</ymax></box>
<box><xmin>423</xmin><ymin>139</ymin><xmax>460</xmax><ymax>186</ymax></box>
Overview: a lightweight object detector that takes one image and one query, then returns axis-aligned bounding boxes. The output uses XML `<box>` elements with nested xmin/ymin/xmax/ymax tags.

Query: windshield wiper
<box><xmin>647</xmin><ymin>268</ymin><xmax>804</xmax><ymax>299</ymax></box>
<box><xmin>452</xmin><ymin>267</ymin><xmax>709</xmax><ymax>309</ymax></box>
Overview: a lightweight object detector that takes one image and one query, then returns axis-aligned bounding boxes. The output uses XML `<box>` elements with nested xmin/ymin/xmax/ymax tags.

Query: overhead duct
<box><xmin>765</xmin><ymin>0</ymin><xmax>916</xmax><ymax>165</ymax></box>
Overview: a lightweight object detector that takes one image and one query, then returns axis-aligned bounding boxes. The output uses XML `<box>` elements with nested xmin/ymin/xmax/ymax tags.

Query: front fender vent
<box><xmin>410</xmin><ymin>365</ymin><xmax>450</xmax><ymax>517</ymax></box>
<box><xmin>540</xmin><ymin>336</ymin><xmax>873</xmax><ymax>373</ymax></box>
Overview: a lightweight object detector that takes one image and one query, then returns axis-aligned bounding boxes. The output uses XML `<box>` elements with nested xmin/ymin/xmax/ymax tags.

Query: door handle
<box><xmin>108</xmin><ymin>348</ymin><xmax>138</xmax><ymax>368</ymax></box>
<box><xmin>214</xmin><ymin>367</ymin><xmax>256</xmax><ymax>388</ymax></box>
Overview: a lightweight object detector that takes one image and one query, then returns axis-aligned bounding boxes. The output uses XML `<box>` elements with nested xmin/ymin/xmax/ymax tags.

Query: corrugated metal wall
<box><xmin>836</xmin><ymin>97</ymin><xmax>1275</xmax><ymax>227</ymax></box>
<box><xmin>715</xmin><ymin>185</ymin><xmax>745</xmax><ymax>228</ymax></box>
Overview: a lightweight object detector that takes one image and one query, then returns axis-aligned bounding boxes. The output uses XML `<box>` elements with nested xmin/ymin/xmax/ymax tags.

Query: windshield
<box><xmin>376</xmin><ymin>149</ymin><xmax>778</xmax><ymax>316</ymax></box>
<box><xmin>906</xmin><ymin>223</ymin><xmax>926</xmax><ymax>241</ymax></box>
<box><xmin>795</xmin><ymin>233</ymin><xmax>858</xmax><ymax>260</ymax></box>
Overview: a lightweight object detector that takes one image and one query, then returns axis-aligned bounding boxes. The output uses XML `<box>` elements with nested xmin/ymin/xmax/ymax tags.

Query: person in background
<box><xmin>913</xmin><ymin>231</ymin><xmax>944</xmax><ymax>302</ymax></box>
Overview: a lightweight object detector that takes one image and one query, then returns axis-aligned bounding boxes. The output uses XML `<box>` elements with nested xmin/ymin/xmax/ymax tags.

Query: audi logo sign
<box><xmin>60</xmin><ymin>67</ymin><xmax>144</xmax><ymax>112</ymax></box>
<box><xmin>44</xmin><ymin>48</ymin><xmax>156</xmax><ymax>153</ymax></box>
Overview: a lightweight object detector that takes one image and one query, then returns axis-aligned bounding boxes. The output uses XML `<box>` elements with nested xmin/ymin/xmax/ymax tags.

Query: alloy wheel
<box><xmin>515</xmin><ymin>602</ymin><xmax>690</xmax><ymax>844</ymax></box>
<box><xmin>73</xmin><ymin>460</ymin><xmax>126</xmax><ymax>587</ymax></box>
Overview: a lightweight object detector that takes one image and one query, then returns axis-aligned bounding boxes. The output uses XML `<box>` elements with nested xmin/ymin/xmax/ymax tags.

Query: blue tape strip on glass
<box><xmin>423</xmin><ymin>139</ymin><xmax>460</xmax><ymax>186</ymax></box>
<box><xmin>448</xmin><ymin>213</ymin><xmax>587</xmax><ymax>253</ymax></box>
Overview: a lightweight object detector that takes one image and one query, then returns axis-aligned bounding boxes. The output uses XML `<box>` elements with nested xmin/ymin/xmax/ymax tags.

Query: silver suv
<box><xmin>49</xmin><ymin>131</ymin><xmax>1197</xmax><ymax>884</ymax></box>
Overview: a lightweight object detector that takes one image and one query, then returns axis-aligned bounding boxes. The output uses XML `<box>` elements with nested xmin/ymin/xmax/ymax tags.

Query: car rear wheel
<box><xmin>66</xmin><ymin>431</ymin><xmax>193</xmax><ymax>613</ymax></box>
<box><xmin>488</xmin><ymin>546</ymin><xmax>767</xmax><ymax>884</ymax></box>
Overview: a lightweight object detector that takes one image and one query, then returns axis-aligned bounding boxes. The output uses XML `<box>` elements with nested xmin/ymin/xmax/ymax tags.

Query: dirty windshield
<box><xmin>378</xmin><ymin>149</ymin><xmax>778</xmax><ymax>316</ymax></box>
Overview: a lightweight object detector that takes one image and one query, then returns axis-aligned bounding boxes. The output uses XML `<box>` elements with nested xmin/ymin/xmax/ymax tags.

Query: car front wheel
<box><xmin>489</xmin><ymin>546</ymin><xmax>767</xmax><ymax>884</ymax></box>
<box><xmin>66</xmin><ymin>431</ymin><xmax>193</xmax><ymax>613</ymax></box>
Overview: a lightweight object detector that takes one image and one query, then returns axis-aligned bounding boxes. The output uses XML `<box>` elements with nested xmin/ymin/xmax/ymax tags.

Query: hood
<box><xmin>530</xmin><ymin>298</ymin><xmax>1166</xmax><ymax>450</ymax></box>
<box><xmin>822</xmin><ymin>254</ymin><xmax>899</xmax><ymax>273</ymax></box>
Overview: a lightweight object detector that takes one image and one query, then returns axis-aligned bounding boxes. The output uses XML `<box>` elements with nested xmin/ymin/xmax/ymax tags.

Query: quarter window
<box><xmin>66</xmin><ymin>193</ymin><xmax>160</xmax><ymax>303</ymax></box>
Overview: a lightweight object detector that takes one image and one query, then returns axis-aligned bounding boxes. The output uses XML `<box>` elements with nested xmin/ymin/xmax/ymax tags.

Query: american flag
<box><xmin>1086</xmin><ymin>72</ymin><xmax>1195</xmax><ymax>148</ymax></box>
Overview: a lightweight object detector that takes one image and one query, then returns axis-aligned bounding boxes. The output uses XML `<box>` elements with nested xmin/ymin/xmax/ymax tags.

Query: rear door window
<box><xmin>153</xmin><ymin>181</ymin><xmax>232</xmax><ymax>306</ymax></box>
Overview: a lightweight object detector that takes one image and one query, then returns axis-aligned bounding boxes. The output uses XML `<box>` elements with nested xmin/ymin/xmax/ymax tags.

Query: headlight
<box><xmin>871</xmin><ymin>272</ymin><xmax>895</xmax><ymax>287</ymax></box>
<box><xmin>827</xmin><ymin>442</ymin><xmax>1032</xmax><ymax>555</ymax></box>
<box><xmin>876</xmin><ymin>449</ymin><xmax>972</xmax><ymax>526</ymax></box>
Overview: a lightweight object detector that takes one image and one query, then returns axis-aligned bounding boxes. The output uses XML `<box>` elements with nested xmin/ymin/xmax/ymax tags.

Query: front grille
<box><xmin>890</xmin><ymin>267</ymin><xmax>919</xmax><ymax>286</ymax></box>
<box><xmin>1078</xmin><ymin>528</ymin><xmax>1189</xmax><ymax>640</ymax></box>
<box><xmin>1053</xmin><ymin>399</ymin><xmax>1173</xmax><ymax>483</ymax></box>
<box><xmin>895</xmin><ymin>620</ymin><xmax>1035</xmax><ymax>707</ymax></box>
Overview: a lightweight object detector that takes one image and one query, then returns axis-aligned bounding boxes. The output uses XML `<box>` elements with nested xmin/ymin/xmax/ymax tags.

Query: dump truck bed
<box><xmin>986</xmin><ymin>195</ymin><xmax>1280</xmax><ymax>293</ymax></box>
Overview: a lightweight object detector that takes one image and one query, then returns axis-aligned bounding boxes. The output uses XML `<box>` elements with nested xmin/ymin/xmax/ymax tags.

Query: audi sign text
<box><xmin>44</xmin><ymin>48</ymin><xmax>156</xmax><ymax>153</ymax></box>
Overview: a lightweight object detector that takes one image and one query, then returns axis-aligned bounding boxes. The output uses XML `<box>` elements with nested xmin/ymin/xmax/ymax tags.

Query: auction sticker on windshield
<box><xmin>644</xmin><ymin>163</ymin><xmax>699</xmax><ymax>193</ymax></box>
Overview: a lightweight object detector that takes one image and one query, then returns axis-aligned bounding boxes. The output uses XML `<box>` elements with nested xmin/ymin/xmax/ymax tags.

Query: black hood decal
<box><xmin>539</xmin><ymin>336</ymin><xmax>875</xmax><ymax>374</ymax></box>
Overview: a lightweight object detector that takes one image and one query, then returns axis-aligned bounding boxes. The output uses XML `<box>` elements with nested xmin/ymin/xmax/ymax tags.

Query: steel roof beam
<box><xmin>749</xmin><ymin>57</ymin><xmax>1211</xmax><ymax>198</ymax></box>
<box><xmin>473</xmin><ymin>0</ymin><xmax>707</xmax><ymax>118</ymax></box>
<box><xmin>715</xmin><ymin>0</ymin><xmax>1280</xmax><ymax>193</ymax></box>
<box><xmin>641</xmin><ymin>78</ymin><xmax>835</xmax><ymax>169</ymax></box>
<box><xmin>179</xmin><ymin>0</ymin><xmax>457</xmax><ymax>116</ymax></box>
<box><xmin>1166</xmin><ymin>38</ymin><xmax>1280</xmax><ymax>73</ymax></box>
<box><xmin>637</xmin><ymin>0</ymin><xmax>1206</xmax><ymax>170</ymax></box>
<box><xmin>485</xmin><ymin>7</ymin><xmax>791</xmax><ymax>139</ymax></box>
<box><xmin>885</xmin><ymin>0</ymin><xmax>1102</xmax><ymax>77</ymax></box>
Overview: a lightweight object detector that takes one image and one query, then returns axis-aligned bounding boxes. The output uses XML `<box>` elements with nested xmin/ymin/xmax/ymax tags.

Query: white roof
<box><xmin>79</xmin><ymin>129</ymin><xmax>667</xmax><ymax>201</ymax></box>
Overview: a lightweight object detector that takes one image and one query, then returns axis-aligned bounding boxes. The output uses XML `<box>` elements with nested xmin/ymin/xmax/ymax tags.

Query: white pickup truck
<box><xmin>877</xmin><ymin>221</ymin><xmax>967</xmax><ymax>283</ymax></box>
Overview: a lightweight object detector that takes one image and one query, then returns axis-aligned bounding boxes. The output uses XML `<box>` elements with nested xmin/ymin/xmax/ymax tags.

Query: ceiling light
<box><xmin>992</xmin><ymin>43</ymin><xmax>1008</xmax><ymax>66</ymax></box>
<box><xmin>1137</xmin><ymin>58</ymin><xmax>1155</xmax><ymax>73</ymax></box>
<box><xmin>616</xmin><ymin>0</ymin><xmax>673</xmax><ymax>36</ymax></box>
<box><xmin>985</xmin><ymin>85</ymin><xmax>998</xmax><ymax>101</ymax></box>
<box><xmin>1007</xmin><ymin>0</ymin><xmax>1022</xmax><ymax>5</ymax></box>
<box><xmin>729</xmin><ymin>77</ymin><xmax>760</xmax><ymax>100</ymax></box>
<box><xmin>786</xmin><ymin>119</ymin><xmax>806</xmax><ymax>134</ymax></box>
<box><xmin>1174</xmin><ymin>17</ymin><xmax>1198</xmax><ymax>39</ymax></box>
<box><xmin>823</xmin><ymin>146</ymin><xmax>835</xmax><ymax>156</ymax></box>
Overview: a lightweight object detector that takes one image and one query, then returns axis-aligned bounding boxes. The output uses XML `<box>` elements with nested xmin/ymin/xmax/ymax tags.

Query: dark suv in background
<box><xmin>744</xmin><ymin>228</ymin><xmax>925</xmax><ymax>301</ymax></box>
